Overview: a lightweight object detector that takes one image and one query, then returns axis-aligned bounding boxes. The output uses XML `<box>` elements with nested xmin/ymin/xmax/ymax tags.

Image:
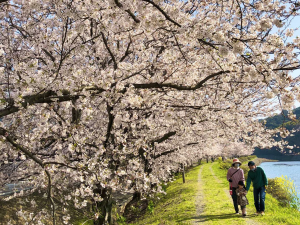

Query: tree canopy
<box><xmin>1</xmin><ymin>0</ymin><xmax>300</xmax><ymax>224</ymax></box>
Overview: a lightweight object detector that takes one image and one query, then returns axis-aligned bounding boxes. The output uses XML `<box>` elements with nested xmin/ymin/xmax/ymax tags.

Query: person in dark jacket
<box><xmin>246</xmin><ymin>161</ymin><xmax>268</xmax><ymax>215</ymax></box>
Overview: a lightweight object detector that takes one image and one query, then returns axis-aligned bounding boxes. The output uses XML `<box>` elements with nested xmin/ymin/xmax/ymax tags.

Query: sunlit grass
<box><xmin>131</xmin><ymin>164</ymin><xmax>202</xmax><ymax>225</ymax></box>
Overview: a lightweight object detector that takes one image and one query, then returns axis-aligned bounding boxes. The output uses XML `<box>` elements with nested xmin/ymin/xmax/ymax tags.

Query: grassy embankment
<box><xmin>130</xmin><ymin>164</ymin><xmax>202</xmax><ymax>225</ymax></box>
<box><xmin>132</xmin><ymin>156</ymin><xmax>300</xmax><ymax>225</ymax></box>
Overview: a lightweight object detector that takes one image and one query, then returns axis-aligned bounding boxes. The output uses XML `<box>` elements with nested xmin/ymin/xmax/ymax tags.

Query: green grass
<box><xmin>131</xmin><ymin>164</ymin><xmax>202</xmax><ymax>225</ymax></box>
<box><xmin>74</xmin><ymin>218</ymin><xmax>94</xmax><ymax>225</ymax></box>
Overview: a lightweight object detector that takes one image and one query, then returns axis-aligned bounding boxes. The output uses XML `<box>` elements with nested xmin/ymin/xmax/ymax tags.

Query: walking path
<box><xmin>192</xmin><ymin>166</ymin><xmax>205</xmax><ymax>224</ymax></box>
<box><xmin>193</xmin><ymin>163</ymin><xmax>262</xmax><ymax>225</ymax></box>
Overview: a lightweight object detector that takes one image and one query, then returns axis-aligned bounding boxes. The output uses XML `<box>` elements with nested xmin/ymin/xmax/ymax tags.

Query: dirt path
<box><xmin>192</xmin><ymin>166</ymin><xmax>205</xmax><ymax>224</ymax></box>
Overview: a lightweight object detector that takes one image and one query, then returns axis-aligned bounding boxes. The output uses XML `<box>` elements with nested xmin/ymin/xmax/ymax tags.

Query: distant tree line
<box><xmin>258</xmin><ymin>107</ymin><xmax>300</xmax><ymax>154</ymax></box>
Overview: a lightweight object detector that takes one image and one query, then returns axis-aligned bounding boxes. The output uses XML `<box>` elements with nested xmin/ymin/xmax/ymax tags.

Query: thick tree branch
<box><xmin>0</xmin><ymin>93</ymin><xmax>79</xmax><ymax>118</ymax></box>
<box><xmin>0</xmin><ymin>127</ymin><xmax>44</xmax><ymax>167</ymax></box>
<box><xmin>168</xmin><ymin>105</ymin><xmax>207</xmax><ymax>110</ymax></box>
<box><xmin>132</xmin><ymin>70</ymin><xmax>230</xmax><ymax>90</ymax></box>
<box><xmin>273</xmin><ymin>65</ymin><xmax>300</xmax><ymax>71</ymax></box>
<box><xmin>141</xmin><ymin>0</ymin><xmax>181</xmax><ymax>27</ymax></box>
<box><xmin>104</xmin><ymin>103</ymin><xmax>115</xmax><ymax>148</ymax></box>
<box><xmin>154</xmin><ymin>148</ymin><xmax>177</xmax><ymax>159</ymax></box>
<box><xmin>43</xmin><ymin>162</ymin><xmax>77</xmax><ymax>170</ymax></box>
<box><xmin>0</xmin><ymin>87</ymin><xmax>104</xmax><ymax>118</ymax></box>
<box><xmin>150</xmin><ymin>131</ymin><xmax>176</xmax><ymax>145</ymax></box>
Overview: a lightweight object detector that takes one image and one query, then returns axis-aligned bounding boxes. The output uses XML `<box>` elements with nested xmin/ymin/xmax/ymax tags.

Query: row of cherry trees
<box><xmin>1</xmin><ymin>0</ymin><xmax>300</xmax><ymax>224</ymax></box>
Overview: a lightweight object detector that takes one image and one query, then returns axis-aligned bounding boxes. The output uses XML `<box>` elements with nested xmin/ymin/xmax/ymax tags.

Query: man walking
<box><xmin>246</xmin><ymin>161</ymin><xmax>268</xmax><ymax>215</ymax></box>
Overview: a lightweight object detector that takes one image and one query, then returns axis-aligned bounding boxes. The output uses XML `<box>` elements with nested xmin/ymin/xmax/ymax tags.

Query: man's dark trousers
<box><xmin>253</xmin><ymin>186</ymin><xmax>266</xmax><ymax>212</ymax></box>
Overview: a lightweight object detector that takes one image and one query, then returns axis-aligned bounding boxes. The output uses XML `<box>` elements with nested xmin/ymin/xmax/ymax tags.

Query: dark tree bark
<box><xmin>182</xmin><ymin>163</ymin><xmax>185</xmax><ymax>183</ymax></box>
<box><xmin>198</xmin><ymin>159</ymin><xmax>202</xmax><ymax>165</ymax></box>
<box><xmin>94</xmin><ymin>188</ymin><xmax>113</xmax><ymax>225</ymax></box>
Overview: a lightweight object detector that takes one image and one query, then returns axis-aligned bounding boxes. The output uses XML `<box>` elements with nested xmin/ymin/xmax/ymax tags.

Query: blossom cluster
<box><xmin>0</xmin><ymin>0</ymin><xmax>299</xmax><ymax>224</ymax></box>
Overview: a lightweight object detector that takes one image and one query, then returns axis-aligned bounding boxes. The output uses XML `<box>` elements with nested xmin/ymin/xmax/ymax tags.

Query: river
<box><xmin>260</xmin><ymin>161</ymin><xmax>300</xmax><ymax>198</ymax></box>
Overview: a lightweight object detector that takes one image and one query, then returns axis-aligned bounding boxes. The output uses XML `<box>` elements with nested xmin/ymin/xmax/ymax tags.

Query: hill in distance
<box><xmin>253</xmin><ymin>107</ymin><xmax>300</xmax><ymax>159</ymax></box>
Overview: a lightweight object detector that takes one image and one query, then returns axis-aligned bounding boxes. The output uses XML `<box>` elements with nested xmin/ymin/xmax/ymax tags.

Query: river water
<box><xmin>260</xmin><ymin>161</ymin><xmax>300</xmax><ymax>197</ymax></box>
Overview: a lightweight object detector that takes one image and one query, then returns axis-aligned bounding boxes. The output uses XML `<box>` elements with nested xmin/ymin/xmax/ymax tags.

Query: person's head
<box><xmin>238</xmin><ymin>180</ymin><xmax>245</xmax><ymax>189</ymax></box>
<box><xmin>232</xmin><ymin>158</ymin><xmax>242</xmax><ymax>168</ymax></box>
<box><xmin>248</xmin><ymin>161</ymin><xmax>256</xmax><ymax>170</ymax></box>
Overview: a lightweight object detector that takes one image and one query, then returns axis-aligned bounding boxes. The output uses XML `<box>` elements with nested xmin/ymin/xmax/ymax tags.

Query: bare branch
<box><xmin>42</xmin><ymin>49</ymin><xmax>56</xmax><ymax>62</ymax></box>
<box><xmin>125</xmin><ymin>9</ymin><xmax>141</xmax><ymax>23</ymax></box>
<box><xmin>101</xmin><ymin>32</ymin><xmax>118</xmax><ymax>70</ymax></box>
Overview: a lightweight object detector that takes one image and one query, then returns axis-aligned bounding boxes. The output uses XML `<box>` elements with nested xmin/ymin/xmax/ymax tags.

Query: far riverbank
<box><xmin>253</xmin><ymin>157</ymin><xmax>278</xmax><ymax>166</ymax></box>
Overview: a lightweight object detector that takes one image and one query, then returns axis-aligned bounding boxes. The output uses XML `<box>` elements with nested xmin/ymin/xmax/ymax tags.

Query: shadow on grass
<box><xmin>177</xmin><ymin>213</ymin><xmax>259</xmax><ymax>223</ymax></box>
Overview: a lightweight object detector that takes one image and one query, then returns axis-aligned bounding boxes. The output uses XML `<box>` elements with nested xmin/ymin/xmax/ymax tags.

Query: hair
<box><xmin>238</xmin><ymin>180</ymin><xmax>246</xmax><ymax>189</ymax></box>
<box><xmin>248</xmin><ymin>161</ymin><xmax>255</xmax><ymax>166</ymax></box>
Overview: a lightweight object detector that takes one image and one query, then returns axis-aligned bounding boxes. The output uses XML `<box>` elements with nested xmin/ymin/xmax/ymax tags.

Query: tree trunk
<box><xmin>182</xmin><ymin>164</ymin><xmax>185</xmax><ymax>183</ymax></box>
<box><xmin>94</xmin><ymin>188</ymin><xmax>113</xmax><ymax>225</ymax></box>
<box><xmin>198</xmin><ymin>159</ymin><xmax>202</xmax><ymax>165</ymax></box>
<box><xmin>123</xmin><ymin>192</ymin><xmax>141</xmax><ymax>219</ymax></box>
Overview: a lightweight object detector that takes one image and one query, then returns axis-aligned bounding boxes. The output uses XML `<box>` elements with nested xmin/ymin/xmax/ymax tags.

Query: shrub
<box><xmin>216</xmin><ymin>157</ymin><xmax>222</xmax><ymax>163</ymax></box>
<box><xmin>219</xmin><ymin>156</ymin><xmax>253</xmax><ymax>172</ymax></box>
<box><xmin>247</xmin><ymin>155</ymin><xmax>256</xmax><ymax>161</ymax></box>
<box><xmin>219</xmin><ymin>159</ymin><xmax>232</xmax><ymax>170</ymax></box>
<box><xmin>238</xmin><ymin>156</ymin><xmax>249</xmax><ymax>163</ymax></box>
<box><xmin>116</xmin><ymin>214</ymin><xmax>126</xmax><ymax>224</ymax></box>
<box><xmin>268</xmin><ymin>175</ymin><xmax>300</xmax><ymax>210</ymax></box>
<box><xmin>147</xmin><ymin>200</ymin><xmax>154</xmax><ymax>214</ymax></box>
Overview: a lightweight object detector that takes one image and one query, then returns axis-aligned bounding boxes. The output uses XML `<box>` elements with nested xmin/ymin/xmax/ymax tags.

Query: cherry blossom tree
<box><xmin>1</xmin><ymin>0</ymin><xmax>300</xmax><ymax>224</ymax></box>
